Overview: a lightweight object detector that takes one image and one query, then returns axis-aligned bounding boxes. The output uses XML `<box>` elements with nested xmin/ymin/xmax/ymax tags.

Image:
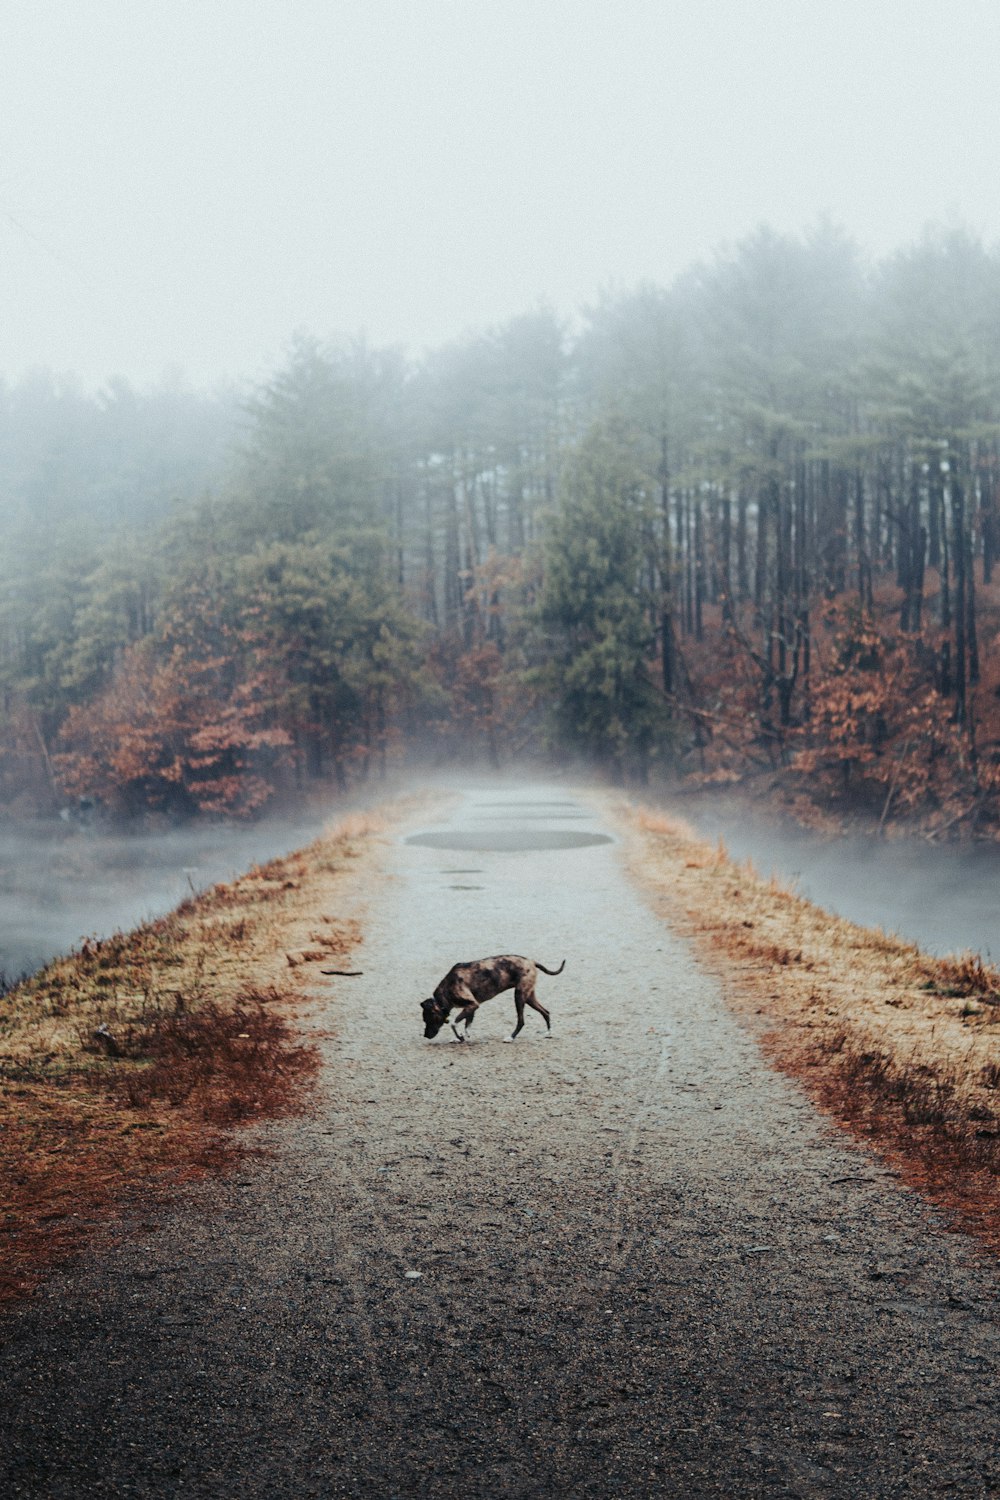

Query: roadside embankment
<box><xmin>0</xmin><ymin>802</ymin><xmax>421</xmax><ymax>1305</ymax></box>
<box><xmin>614</xmin><ymin>798</ymin><xmax>1000</xmax><ymax>1254</ymax></box>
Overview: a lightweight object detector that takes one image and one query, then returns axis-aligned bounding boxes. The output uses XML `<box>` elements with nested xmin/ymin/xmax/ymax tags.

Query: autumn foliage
<box><xmin>54</xmin><ymin>644</ymin><xmax>291</xmax><ymax>818</ymax></box>
<box><xmin>7</xmin><ymin>229</ymin><xmax>1000</xmax><ymax>831</ymax></box>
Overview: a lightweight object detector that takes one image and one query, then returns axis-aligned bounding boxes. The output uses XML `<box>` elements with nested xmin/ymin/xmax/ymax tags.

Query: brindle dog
<box><xmin>420</xmin><ymin>955</ymin><xmax>566</xmax><ymax>1043</ymax></box>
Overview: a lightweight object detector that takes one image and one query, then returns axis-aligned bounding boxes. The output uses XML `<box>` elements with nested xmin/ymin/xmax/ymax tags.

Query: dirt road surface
<box><xmin>3</xmin><ymin>783</ymin><xmax>1000</xmax><ymax>1499</ymax></box>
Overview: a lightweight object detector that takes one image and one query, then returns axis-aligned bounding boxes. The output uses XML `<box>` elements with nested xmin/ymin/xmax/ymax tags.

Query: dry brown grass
<box><xmin>614</xmin><ymin>796</ymin><xmax>1000</xmax><ymax>1254</ymax></box>
<box><xmin>0</xmin><ymin>803</ymin><xmax>409</xmax><ymax>1306</ymax></box>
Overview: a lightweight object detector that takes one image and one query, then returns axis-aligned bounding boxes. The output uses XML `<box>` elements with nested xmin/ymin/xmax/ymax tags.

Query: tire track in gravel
<box><xmin>3</xmin><ymin>781</ymin><xmax>1000</xmax><ymax>1498</ymax></box>
<box><xmin>539</xmin><ymin>1032</ymin><xmax>677</xmax><ymax>1494</ymax></box>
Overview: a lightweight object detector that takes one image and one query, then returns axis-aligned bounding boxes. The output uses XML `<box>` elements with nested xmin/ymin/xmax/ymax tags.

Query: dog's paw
<box><xmin>502</xmin><ymin>1036</ymin><xmax>515</xmax><ymax>1044</ymax></box>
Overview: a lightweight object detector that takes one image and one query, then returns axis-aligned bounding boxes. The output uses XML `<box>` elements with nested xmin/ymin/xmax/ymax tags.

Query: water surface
<box><xmin>681</xmin><ymin>797</ymin><xmax>1000</xmax><ymax>961</ymax></box>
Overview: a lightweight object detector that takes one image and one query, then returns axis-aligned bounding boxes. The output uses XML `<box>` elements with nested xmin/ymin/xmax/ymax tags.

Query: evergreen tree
<box><xmin>536</xmin><ymin>420</ymin><xmax>667</xmax><ymax>781</ymax></box>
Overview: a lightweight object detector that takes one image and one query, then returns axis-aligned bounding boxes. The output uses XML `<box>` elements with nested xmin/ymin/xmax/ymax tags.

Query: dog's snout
<box><xmin>421</xmin><ymin>998</ymin><xmax>443</xmax><ymax>1039</ymax></box>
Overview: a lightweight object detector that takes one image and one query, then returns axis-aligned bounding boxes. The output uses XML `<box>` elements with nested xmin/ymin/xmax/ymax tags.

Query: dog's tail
<box><xmin>535</xmin><ymin>959</ymin><xmax>566</xmax><ymax>976</ymax></box>
<box><xmin>320</xmin><ymin>970</ymin><xmax>364</xmax><ymax>976</ymax></box>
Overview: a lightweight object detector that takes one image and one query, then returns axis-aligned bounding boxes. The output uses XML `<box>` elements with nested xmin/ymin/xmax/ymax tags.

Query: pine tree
<box><xmin>536</xmin><ymin>419</ymin><xmax>666</xmax><ymax>781</ymax></box>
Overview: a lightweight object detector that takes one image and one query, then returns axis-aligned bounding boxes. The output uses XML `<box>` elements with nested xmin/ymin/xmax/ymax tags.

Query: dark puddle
<box><xmin>476</xmin><ymin>811</ymin><xmax>590</xmax><ymax>821</ymax></box>
<box><xmin>477</xmin><ymin>801</ymin><xmax>582</xmax><ymax>810</ymax></box>
<box><xmin>407</xmin><ymin>829</ymin><xmax>613</xmax><ymax>852</ymax></box>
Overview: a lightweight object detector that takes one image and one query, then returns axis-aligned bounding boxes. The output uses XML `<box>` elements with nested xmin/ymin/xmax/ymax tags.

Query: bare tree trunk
<box><xmin>854</xmin><ymin>466</ymin><xmax>867</xmax><ymax>607</ymax></box>
<box><xmin>985</xmin><ymin>442</ymin><xmax>1000</xmax><ymax>586</ymax></box>
<box><xmin>423</xmin><ymin>479</ymin><xmax>439</xmax><ymax>627</ymax></box>
<box><xmin>720</xmin><ymin>488</ymin><xmax>733</xmax><ymax>623</ymax></box>
<box><xmin>928</xmin><ymin>457</ymin><xmax>943</xmax><ymax>570</ymax></box>
<box><xmin>754</xmin><ymin>481</ymin><xmax>768</xmax><ymax>619</ymax></box>
<box><xmin>444</xmin><ymin>473</ymin><xmax>462</xmax><ymax>632</ymax></box>
<box><xmin>659</xmin><ymin>432</ymin><xmax>675</xmax><ymax>696</ymax></box>
<box><xmin>736</xmin><ymin>487</ymin><xmax>749</xmax><ymax>600</ymax></box>
<box><xmin>967</xmin><ymin>524</ymin><xmax>979</xmax><ymax>686</ymax></box>
<box><xmin>776</xmin><ymin>480</ymin><xmax>793</xmax><ymax>727</ymax></box>
<box><xmin>795</xmin><ymin>455</ymin><xmax>810</xmax><ymax>704</ymax></box>
<box><xmin>694</xmin><ymin>497</ymin><xmax>705</xmax><ymax>642</ymax></box>
<box><xmin>951</xmin><ymin>473</ymin><xmax>967</xmax><ymax>725</ymax></box>
<box><xmin>940</xmin><ymin>491</ymin><xmax>951</xmax><ymax>631</ymax></box>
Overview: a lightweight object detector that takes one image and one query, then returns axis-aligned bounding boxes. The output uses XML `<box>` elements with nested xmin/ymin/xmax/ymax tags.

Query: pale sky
<box><xmin>3</xmin><ymin>0</ymin><xmax>1000</xmax><ymax>388</ymax></box>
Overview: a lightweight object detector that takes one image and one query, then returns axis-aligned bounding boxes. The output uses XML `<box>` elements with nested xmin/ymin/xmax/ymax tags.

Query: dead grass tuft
<box><xmin>110</xmin><ymin>992</ymin><xmax>316</xmax><ymax>1121</ymax></box>
<box><xmin>919</xmin><ymin>951</ymin><xmax>1000</xmax><ymax>1005</ymax></box>
<box><xmin>982</xmin><ymin>1060</ymin><xmax>1000</xmax><ymax>1092</ymax></box>
<box><xmin>634</xmin><ymin>807</ymin><xmax>701</xmax><ymax>843</ymax></box>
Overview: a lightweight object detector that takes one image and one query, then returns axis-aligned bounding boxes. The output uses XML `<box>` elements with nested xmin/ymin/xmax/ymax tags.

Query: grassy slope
<box><xmin>0</xmin><ymin>807</ymin><xmax>408</xmax><ymax>1306</ymax></box>
<box><xmin>614</xmin><ymin>798</ymin><xmax>1000</xmax><ymax>1253</ymax></box>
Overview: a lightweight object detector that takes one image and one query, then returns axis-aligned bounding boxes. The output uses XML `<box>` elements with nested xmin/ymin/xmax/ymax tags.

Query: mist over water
<box><xmin>682</xmin><ymin>797</ymin><xmax>1000</xmax><ymax>962</ymax></box>
<box><xmin>0</xmin><ymin>809</ymin><xmax>332</xmax><ymax>982</ymax></box>
<box><xmin>5</xmin><ymin>777</ymin><xmax>1000</xmax><ymax>988</ymax></box>
<box><xmin>0</xmin><ymin>773</ymin><xmax>567</xmax><ymax>981</ymax></box>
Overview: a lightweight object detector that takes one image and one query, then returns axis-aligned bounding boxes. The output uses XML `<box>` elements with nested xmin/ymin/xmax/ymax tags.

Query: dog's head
<box><xmin>421</xmin><ymin>997</ymin><xmax>447</xmax><ymax>1039</ymax></box>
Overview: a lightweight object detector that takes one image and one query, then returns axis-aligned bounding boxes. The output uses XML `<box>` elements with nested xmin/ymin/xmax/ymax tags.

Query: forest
<box><xmin>3</xmin><ymin>221</ymin><xmax>1000</xmax><ymax>836</ymax></box>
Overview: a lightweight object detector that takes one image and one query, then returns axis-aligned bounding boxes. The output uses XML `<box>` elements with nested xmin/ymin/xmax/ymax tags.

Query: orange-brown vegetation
<box><xmin>617</xmin><ymin>799</ymin><xmax>1000</xmax><ymax>1252</ymax></box>
<box><xmin>54</xmin><ymin>645</ymin><xmax>293</xmax><ymax>819</ymax></box>
<box><xmin>674</xmin><ymin>582</ymin><xmax>1000</xmax><ymax>841</ymax></box>
<box><xmin>0</xmin><ymin>807</ymin><xmax>397</xmax><ymax>1306</ymax></box>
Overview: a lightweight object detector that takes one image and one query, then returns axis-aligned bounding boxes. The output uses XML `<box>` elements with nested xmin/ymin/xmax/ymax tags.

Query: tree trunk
<box><xmin>951</xmin><ymin>475</ymin><xmax>967</xmax><ymax>725</ymax></box>
<box><xmin>928</xmin><ymin>459</ymin><xmax>943</xmax><ymax>570</ymax></box>
<box><xmin>659</xmin><ymin>432</ymin><xmax>675</xmax><ymax>696</ymax></box>
<box><xmin>736</xmin><ymin>488</ymin><xmax>749</xmax><ymax>601</ymax></box>
<box><xmin>967</xmin><ymin>524</ymin><xmax>979</xmax><ymax>687</ymax></box>
<box><xmin>720</xmin><ymin>488</ymin><xmax>733</xmax><ymax>622</ymax></box>
<box><xmin>694</xmin><ymin>498</ymin><xmax>705</xmax><ymax>642</ymax></box>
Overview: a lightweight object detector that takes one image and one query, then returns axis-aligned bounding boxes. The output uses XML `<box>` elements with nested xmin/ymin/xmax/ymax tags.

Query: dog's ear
<box><xmin>420</xmin><ymin>998</ymin><xmax>434</xmax><ymax>1014</ymax></box>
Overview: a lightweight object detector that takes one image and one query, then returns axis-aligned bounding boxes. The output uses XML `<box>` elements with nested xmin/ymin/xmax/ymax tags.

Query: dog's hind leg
<box><xmin>528</xmin><ymin>996</ymin><xmax>552</xmax><ymax>1033</ymax></box>
<box><xmin>516</xmin><ymin>982</ymin><xmax>551</xmax><ymax>1035</ymax></box>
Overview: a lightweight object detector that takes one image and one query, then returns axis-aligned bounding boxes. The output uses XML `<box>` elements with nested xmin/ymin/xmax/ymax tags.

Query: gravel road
<box><xmin>3</xmin><ymin>783</ymin><xmax>1000</xmax><ymax>1499</ymax></box>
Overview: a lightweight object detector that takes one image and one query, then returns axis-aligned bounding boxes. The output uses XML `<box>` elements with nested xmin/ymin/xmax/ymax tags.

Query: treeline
<box><xmin>4</xmin><ymin>222</ymin><xmax>1000</xmax><ymax>832</ymax></box>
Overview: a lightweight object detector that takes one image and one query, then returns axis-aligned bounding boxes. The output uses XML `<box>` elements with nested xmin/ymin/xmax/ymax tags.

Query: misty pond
<box><xmin>682</xmin><ymin>798</ymin><xmax>1000</xmax><ymax>964</ymax></box>
<box><xmin>0</xmin><ymin>809</ymin><xmax>331</xmax><ymax>983</ymax></box>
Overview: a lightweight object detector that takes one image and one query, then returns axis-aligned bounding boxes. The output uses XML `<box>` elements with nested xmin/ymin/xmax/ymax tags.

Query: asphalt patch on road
<box><xmin>405</xmin><ymin>828</ymin><xmax>613</xmax><ymax>852</ymax></box>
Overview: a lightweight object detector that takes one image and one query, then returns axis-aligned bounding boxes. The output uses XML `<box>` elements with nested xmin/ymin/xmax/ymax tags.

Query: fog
<box><xmin>0</xmin><ymin>808</ymin><xmax>335</xmax><ymax>982</ymax></box>
<box><xmin>6</xmin><ymin>5</ymin><xmax>1000</xmax><ymax>979</ymax></box>
<box><xmin>4</xmin><ymin>1</ymin><xmax>1000</xmax><ymax>386</ymax></box>
<box><xmin>6</xmin><ymin>780</ymin><xmax>1000</xmax><ymax>989</ymax></box>
<box><xmin>684</xmin><ymin>798</ymin><xmax>1000</xmax><ymax>963</ymax></box>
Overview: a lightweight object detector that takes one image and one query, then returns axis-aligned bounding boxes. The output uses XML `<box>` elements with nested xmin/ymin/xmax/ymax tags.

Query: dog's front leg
<box><xmin>451</xmin><ymin>1002</ymin><xmax>478</xmax><ymax>1041</ymax></box>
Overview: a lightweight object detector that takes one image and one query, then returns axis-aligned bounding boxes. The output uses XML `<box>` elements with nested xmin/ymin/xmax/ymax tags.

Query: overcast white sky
<box><xmin>3</xmin><ymin>0</ymin><xmax>1000</xmax><ymax>388</ymax></box>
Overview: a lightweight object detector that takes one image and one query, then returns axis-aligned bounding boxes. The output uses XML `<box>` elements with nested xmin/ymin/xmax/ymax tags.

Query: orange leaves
<box><xmin>788</xmin><ymin>609</ymin><xmax>971</xmax><ymax>816</ymax></box>
<box><xmin>54</xmin><ymin>641</ymin><xmax>293</xmax><ymax>818</ymax></box>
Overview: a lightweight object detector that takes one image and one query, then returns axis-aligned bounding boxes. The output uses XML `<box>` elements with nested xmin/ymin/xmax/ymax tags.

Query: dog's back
<box><xmin>436</xmin><ymin>955</ymin><xmax>532</xmax><ymax>1004</ymax></box>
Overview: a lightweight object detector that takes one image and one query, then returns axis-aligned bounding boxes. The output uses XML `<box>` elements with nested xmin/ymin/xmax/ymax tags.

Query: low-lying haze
<box><xmin>4</xmin><ymin>0</ymin><xmax>1000</xmax><ymax>387</ymax></box>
